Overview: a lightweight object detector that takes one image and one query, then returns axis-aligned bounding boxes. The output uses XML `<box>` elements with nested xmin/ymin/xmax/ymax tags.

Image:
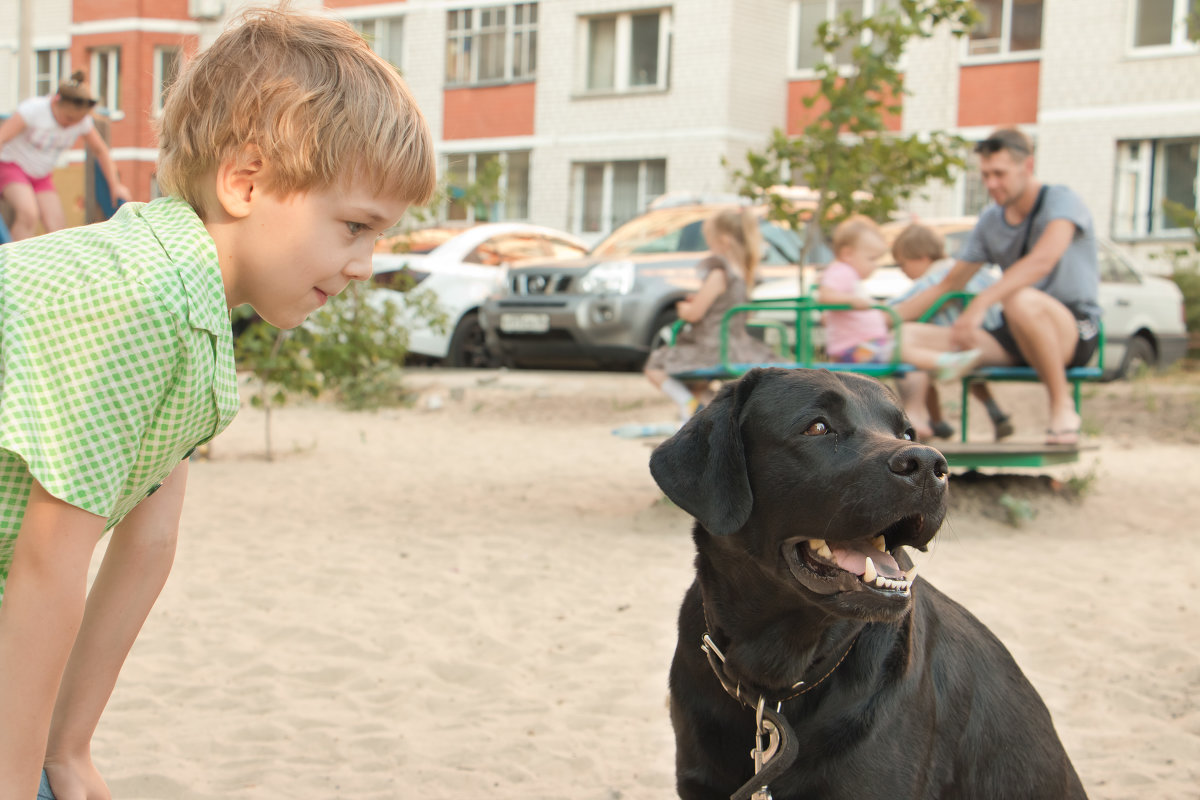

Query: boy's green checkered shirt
<box><xmin>0</xmin><ymin>197</ymin><xmax>240</xmax><ymax>598</ymax></box>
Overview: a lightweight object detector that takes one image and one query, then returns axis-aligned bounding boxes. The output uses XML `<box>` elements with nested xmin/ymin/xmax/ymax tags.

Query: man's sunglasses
<box><xmin>62</xmin><ymin>96</ymin><xmax>99</xmax><ymax>109</ymax></box>
<box><xmin>974</xmin><ymin>136</ymin><xmax>1029</xmax><ymax>156</ymax></box>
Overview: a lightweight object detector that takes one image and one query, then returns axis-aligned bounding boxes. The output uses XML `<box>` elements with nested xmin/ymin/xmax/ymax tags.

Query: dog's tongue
<box><xmin>829</xmin><ymin>543</ymin><xmax>903</xmax><ymax>579</ymax></box>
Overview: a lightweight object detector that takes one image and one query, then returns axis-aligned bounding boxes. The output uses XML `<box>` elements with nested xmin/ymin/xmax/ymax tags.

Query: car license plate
<box><xmin>499</xmin><ymin>312</ymin><xmax>550</xmax><ymax>333</ymax></box>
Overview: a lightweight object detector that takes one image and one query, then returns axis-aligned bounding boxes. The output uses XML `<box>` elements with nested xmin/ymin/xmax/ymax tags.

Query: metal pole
<box><xmin>17</xmin><ymin>0</ymin><xmax>33</xmax><ymax>101</ymax></box>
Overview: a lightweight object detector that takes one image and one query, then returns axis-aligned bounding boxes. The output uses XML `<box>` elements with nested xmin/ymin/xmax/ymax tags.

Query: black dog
<box><xmin>650</xmin><ymin>368</ymin><xmax>1085</xmax><ymax>800</ymax></box>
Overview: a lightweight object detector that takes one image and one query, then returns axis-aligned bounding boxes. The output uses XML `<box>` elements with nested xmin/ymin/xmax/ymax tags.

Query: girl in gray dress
<box><xmin>644</xmin><ymin>207</ymin><xmax>776</xmax><ymax>421</ymax></box>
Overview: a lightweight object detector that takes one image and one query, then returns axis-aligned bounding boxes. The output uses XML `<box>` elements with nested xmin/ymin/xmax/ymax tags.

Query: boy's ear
<box><xmin>213</xmin><ymin>144</ymin><xmax>266</xmax><ymax>220</ymax></box>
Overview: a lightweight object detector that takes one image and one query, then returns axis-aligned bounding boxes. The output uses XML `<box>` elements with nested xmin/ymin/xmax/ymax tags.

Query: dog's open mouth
<box><xmin>782</xmin><ymin>517</ymin><xmax>926</xmax><ymax>597</ymax></box>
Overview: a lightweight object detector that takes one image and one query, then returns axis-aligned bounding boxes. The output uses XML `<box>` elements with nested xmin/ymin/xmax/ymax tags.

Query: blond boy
<box><xmin>0</xmin><ymin>9</ymin><xmax>435</xmax><ymax>797</ymax></box>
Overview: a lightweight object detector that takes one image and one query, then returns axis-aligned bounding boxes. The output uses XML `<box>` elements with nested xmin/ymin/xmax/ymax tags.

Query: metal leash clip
<box><xmin>732</xmin><ymin>696</ymin><xmax>799</xmax><ymax>800</ymax></box>
<box><xmin>750</xmin><ymin>696</ymin><xmax>781</xmax><ymax>799</ymax></box>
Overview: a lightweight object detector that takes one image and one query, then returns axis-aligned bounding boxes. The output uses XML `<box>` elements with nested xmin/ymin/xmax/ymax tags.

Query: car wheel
<box><xmin>447</xmin><ymin>311</ymin><xmax>499</xmax><ymax>368</ymax></box>
<box><xmin>648</xmin><ymin>308</ymin><xmax>680</xmax><ymax>351</ymax></box>
<box><xmin>1117</xmin><ymin>334</ymin><xmax>1156</xmax><ymax>379</ymax></box>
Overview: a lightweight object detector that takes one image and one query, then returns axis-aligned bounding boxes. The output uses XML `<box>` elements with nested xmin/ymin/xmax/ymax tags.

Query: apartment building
<box><xmin>1</xmin><ymin>0</ymin><xmax>1196</xmax><ymax>264</ymax></box>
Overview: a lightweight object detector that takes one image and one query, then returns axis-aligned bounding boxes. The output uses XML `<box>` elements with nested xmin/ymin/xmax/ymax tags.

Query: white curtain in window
<box><xmin>588</xmin><ymin>18</ymin><xmax>617</xmax><ymax>90</ymax></box>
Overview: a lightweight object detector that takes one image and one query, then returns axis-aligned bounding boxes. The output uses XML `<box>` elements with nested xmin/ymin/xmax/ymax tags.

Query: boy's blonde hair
<box><xmin>156</xmin><ymin>6</ymin><xmax>436</xmax><ymax>216</ymax></box>
<box><xmin>831</xmin><ymin>215</ymin><xmax>883</xmax><ymax>255</ymax></box>
<box><xmin>891</xmin><ymin>223</ymin><xmax>946</xmax><ymax>263</ymax></box>
<box><xmin>705</xmin><ymin>207</ymin><xmax>763</xmax><ymax>284</ymax></box>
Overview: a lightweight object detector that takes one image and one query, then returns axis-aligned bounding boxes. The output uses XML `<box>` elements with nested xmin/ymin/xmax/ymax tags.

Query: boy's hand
<box><xmin>0</xmin><ymin>483</ymin><xmax>104</xmax><ymax>799</ymax></box>
<box><xmin>950</xmin><ymin>304</ymin><xmax>987</xmax><ymax>350</ymax></box>
<box><xmin>42</xmin><ymin>758</ymin><xmax>108</xmax><ymax>800</ymax></box>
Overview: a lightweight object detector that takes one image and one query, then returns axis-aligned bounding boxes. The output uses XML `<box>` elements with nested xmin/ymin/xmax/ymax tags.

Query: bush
<box><xmin>233</xmin><ymin>281</ymin><xmax>446</xmax><ymax>456</ymax></box>
<box><xmin>1162</xmin><ymin>201</ymin><xmax>1200</xmax><ymax>354</ymax></box>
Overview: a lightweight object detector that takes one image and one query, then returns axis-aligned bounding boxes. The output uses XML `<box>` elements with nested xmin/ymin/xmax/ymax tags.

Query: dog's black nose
<box><xmin>888</xmin><ymin>444</ymin><xmax>948</xmax><ymax>481</ymax></box>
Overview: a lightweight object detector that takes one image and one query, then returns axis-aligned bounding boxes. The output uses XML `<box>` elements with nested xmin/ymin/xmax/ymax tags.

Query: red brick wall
<box><xmin>957</xmin><ymin>61</ymin><xmax>1040</xmax><ymax>127</ymax></box>
<box><xmin>443</xmin><ymin>83</ymin><xmax>536</xmax><ymax>141</ymax></box>
<box><xmin>73</xmin><ymin>0</ymin><xmax>191</xmax><ymax>22</ymax></box>
<box><xmin>786</xmin><ymin>76</ymin><xmax>903</xmax><ymax>135</ymax></box>
<box><xmin>323</xmin><ymin>0</ymin><xmax>408</xmax><ymax>7</ymax></box>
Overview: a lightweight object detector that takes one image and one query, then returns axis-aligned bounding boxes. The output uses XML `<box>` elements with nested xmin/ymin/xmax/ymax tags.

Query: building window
<box><xmin>36</xmin><ymin>49</ymin><xmax>70</xmax><ymax>97</ymax></box>
<box><xmin>152</xmin><ymin>47</ymin><xmax>182</xmax><ymax>116</ymax></box>
<box><xmin>967</xmin><ymin>0</ymin><xmax>1043</xmax><ymax>58</ymax></box>
<box><xmin>579</xmin><ymin>9</ymin><xmax>671</xmax><ymax>93</ymax></box>
<box><xmin>444</xmin><ymin>150</ymin><xmax>531</xmax><ymax>222</ymax></box>
<box><xmin>446</xmin><ymin>3</ymin><xmax>537</xmax><ymax>86</ymax></box>
<box><xmin>353</xmin><ymin>16</ymin><xmax>405</xmax><ymax>70</ymax></box>
<box><xmin>1132</xmin><ymin>0</ymin><xmax>1199</xmax><ymax>49</ymax></box>
<box><xmin>90</xmin><ymin>47</ymin><xmax>121</xmax><ymax>113</ymax></box>
<box><xmin>792</xmin><ymin>0</ymin><xmax>894</xmax><ymax>72</ymax></box>
<box><xmin>1113</xmin><ymin>137</ymin><xmax>1200</xmax><ymax>238</ymax></box>
<box><xmin>573</xmin><ymin>159</ymin><xmax>666</xmax><ymax>235</ymax></box>
<box><xmin>960</xmin><ymin>152</ymin><xmax>991</xmax><ymax>217</ymax></box>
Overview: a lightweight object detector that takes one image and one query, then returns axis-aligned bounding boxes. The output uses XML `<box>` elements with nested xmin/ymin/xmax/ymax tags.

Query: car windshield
<box><xmin>589</xmin><ymin>205</ymin><xmax>824</xmax><ymax>264</ymax></box>
<box><xmin>590</xmin><ymin>207</ymin><xmax>715</xmax><ymax>257</ymax></box>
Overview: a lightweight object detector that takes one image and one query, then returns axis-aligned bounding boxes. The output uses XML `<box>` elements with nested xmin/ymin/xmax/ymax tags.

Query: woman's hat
<box><xmin>57</xmin><ymin>71</ymin><xmax>98</xmax><ymax>106</ymax></box>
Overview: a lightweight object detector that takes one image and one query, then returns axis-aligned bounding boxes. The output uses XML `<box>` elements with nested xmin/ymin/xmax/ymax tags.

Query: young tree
<box><xmin>732</xmin><ymin>0</ymin><xmax>980</xmax><ymax>288</ymax></box>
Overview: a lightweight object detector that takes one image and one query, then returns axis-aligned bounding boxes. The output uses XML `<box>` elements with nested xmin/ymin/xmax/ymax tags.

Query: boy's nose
<box><xmin>345</xmin><ymin>254</ymin><xmax>373</xmax><ymax>281</ymax></box>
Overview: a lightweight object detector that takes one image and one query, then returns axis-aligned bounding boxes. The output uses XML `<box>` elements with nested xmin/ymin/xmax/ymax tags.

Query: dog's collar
<box><xmin>700</xmin><ymin>630</ymin><xmax>859</xmax><ymax>708</ymax></box>
<box><xmin>699</xmin><ymin>595</ymin><xmax>859</xmax><ymax>707</ymax></box>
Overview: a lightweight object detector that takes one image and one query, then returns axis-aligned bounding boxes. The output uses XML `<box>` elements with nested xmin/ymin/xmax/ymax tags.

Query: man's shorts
<box><xmin>0</xmin><ymin>161</ymin><xmax>55</xmax><ymax>195</ymax></box>
<box><xmin>988</xmin><ymin>304</ymin><xmax>1100</xmax><ymax>369</ymax></box>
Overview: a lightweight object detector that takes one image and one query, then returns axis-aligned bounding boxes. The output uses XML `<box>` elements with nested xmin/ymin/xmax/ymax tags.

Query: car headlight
<box><xmin>579</xmin><ymin>260</ymin><xmax>636</xmax><ymax>295</ymax></box>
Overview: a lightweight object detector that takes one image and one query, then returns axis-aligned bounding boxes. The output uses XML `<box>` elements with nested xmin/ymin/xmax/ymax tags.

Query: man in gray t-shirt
<box><xmin>939</xmin><ymin>128</ymin><xmax>1101</xmax><ymax>446</ymax></box>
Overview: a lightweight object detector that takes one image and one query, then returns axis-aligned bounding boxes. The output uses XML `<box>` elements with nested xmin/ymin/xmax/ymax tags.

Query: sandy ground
<box><xmin>85</xmin><ymin>367</ymin><xmax>1200</xmax><ymax>800</ymax></box>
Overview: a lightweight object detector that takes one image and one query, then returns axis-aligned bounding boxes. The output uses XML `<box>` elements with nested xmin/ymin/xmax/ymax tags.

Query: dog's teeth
<box><xmin>818</xmin><ymin>542</ymin><xmax>832</xmax><ymax>559</ymax></box>
<box><xmin>872</xmin><ymin>535</ymin><xmax>887</xmax><ymax>552</ymax></box>
<box><xmin>808</xmin><ymin>538</ymin><xmax>825</xmax><ymax>551</ymax></box>
<box><xmin>863</xmin><ymin>557</ymin><xmax>877</xmax><ymax>584</ymax></box>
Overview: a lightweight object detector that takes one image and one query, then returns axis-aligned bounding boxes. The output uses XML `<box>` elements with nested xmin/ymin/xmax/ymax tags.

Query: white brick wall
<box><xmin>0</xmin><ymin>0</ymin><xmax>72</xmax><ymax>111</ymax></box>
<box><xmin>4</xmin><ymin>0</ymin><xmax>1195</xmax><ymax>256</ymax></box>
<box><xmin>1037</xmin><ymin>0</ymin><xmax>1200</xmax><ymax>244</ymax></box>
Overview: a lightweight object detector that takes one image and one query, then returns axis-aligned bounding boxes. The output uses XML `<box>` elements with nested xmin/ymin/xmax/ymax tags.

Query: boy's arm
<box><xmin>890</xmin><ymin>279</ymin><xmax>955</xmax><ymax>323</ymax></box>
<box><xmin>44</xmin><ymin>461</ymin><xmax>188</xmax><ymax>793</ymax></box>
<box><xmin>82</xmin><ymin>127</ymin><xmax>132</xmax><ymax>205</ymax></box>
<box><xmin>0</xmin><ymin>482</ymin><xmax>105</xmax><ymax>799</ymax></box>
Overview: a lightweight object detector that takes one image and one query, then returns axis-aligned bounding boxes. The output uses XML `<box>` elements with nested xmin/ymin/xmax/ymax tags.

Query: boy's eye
<box><xmin>346</xmin><ymin>221</ymin><xmax>368</xmax><ymax>236</ymax></box>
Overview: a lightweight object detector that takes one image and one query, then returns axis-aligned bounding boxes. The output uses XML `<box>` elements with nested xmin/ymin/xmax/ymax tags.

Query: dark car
<box><xmin>480</xmin><ymin>203</ymin><xmax>830</xmax><ymax>370</ymax></box>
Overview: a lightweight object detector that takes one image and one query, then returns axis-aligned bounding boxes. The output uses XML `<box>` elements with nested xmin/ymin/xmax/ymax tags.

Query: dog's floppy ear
<box><xmin>649</xmin><ymin>370</ymin><xmax>762</xmax><ymax>536</ymax></box>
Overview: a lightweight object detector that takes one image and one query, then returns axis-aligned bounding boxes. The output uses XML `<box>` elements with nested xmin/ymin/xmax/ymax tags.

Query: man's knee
<box><xmin>1003</xmin><ymin>288</ymin><xmax>1073</xmax><ymax>330</ymax></box>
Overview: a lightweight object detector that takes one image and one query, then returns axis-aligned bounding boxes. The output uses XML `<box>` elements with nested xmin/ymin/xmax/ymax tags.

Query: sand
<box><xmin>84</xmin><ymin>367</ymin><xmax>1200</xmax><ymax>800</ymax></box>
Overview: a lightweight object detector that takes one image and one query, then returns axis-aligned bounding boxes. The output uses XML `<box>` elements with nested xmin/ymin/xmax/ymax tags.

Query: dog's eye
<box><xmin>902</xmin><ymin>428</ymin><xmax>916</xmax><ymax>441</ymax></box>
<box><xmin>804</xmin><ymin>421</ymin><xmax>830</xmax><ymax>436</ymax></box>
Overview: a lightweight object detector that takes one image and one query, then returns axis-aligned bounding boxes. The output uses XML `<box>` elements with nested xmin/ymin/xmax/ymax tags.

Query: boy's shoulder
<box><xmin>2</xmin><ymin>198</ymin><xmax>224</xmax><ymax>333</ymax></box>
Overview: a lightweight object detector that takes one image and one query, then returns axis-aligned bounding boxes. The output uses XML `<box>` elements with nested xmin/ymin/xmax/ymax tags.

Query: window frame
<box><xmin>788</xmin><ymin>0</ymin><xmax>896</xmax><ymax>77</ymax></box>
<box><xmin>961</xmin><ymin>0</ymin><xmax>1044</xmax><ymax>64</ymax></box>
<box><xmin>1127</xmin><ymin>0</ymin><xmax>1200</xmax><ymax>55</ymax></box>
<box><xmin>576</xmin><ymin>8</ymin><xmax>672</xmax><ymax>95</ymax></box>
<box><xmin>1112</xmin><ymin>137</ymin><xmax>1200</xmax><ymax>240</ymax></box>
<box><xmin>442</xmin><ymin>149</ymin><xmax>532</xmax><ymax>223</ymax></box>
<box><xmin>351</xmin><ymin>15</ymin><xmax>406</xmax><ymax>71</ymax></box>
<box><xmin>35</xmin><ymin>48</ymin><xmax>70</xmax><ymax>98</ymax></box>
<box><xmin>90</xmin><ymin>47</ymin><xmax>122</xmax><ymax>118</ymax></box>
<box><xmin>445</xmin><ymin>3</ymin><xmax>538</xmax><ymax>88</ymax></box>
<box><xmin>151</xmin><ymin>46</ymin><xmax>182</xmax><ymax>118</ymax></box>
<box><xmin>571</xmin><ymin>159</ymin><xmax>667</xmax><ymax>236</ymax></box>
